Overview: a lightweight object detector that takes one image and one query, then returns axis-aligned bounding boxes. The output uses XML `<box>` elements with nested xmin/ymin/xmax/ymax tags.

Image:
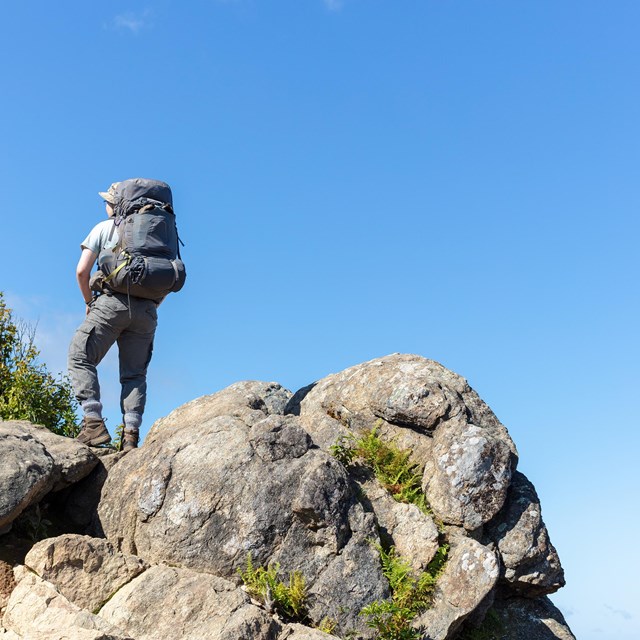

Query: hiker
<box><xmin>68</xmin><ymin>178</ymin><xmax>185</xmax><ymax>452</ymax></box>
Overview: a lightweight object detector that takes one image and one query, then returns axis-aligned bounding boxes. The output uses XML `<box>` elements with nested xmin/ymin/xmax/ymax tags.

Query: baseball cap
<box><xmin>98</xmin><ymin>182</ymin><xmax>121</xmax><ymax>204</ymax></box>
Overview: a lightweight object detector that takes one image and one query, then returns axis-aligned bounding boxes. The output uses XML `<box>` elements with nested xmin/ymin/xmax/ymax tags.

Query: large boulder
<box><xmin>24</xmin><ymin>534</ymin><xmax>148</xmax><ymax>613</ymax></box>
<box><xmin>286</xmin><ymin>354</ymin><xmax>518</xmax><ymax>530</ymax></box>
<box><xmin>97</xmin><ymin>381</ymin><xmax>388</xmax><ymax>637</ymax></box>
<box><xmin>2</xmin><ymin>567</ymin><xmax>131</xmax><ymax>640</ymax></box>
<box><xmin>0</xmin><ymin>421</ymin><xmax>98</xmax><ymax>533</ymax></box>
<box><xmin>484</xmin><ymin>472</ymin><xmax>565</xmax><ymax>596</ymax></box>
<box><xmin>99</xmin><ymin>564</ymin><xmax>278</xmax><ymax>640</ymax></box>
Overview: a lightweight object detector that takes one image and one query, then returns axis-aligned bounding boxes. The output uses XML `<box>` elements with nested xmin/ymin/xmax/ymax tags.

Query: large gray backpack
<box><xmin>99</xmin><ymin>178</ymin><xmax>186</xmax><ymax>302</ymax></box>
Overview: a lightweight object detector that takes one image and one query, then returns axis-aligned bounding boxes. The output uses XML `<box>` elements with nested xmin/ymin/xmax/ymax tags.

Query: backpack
<box><xmin>98</xmin><ymin>178</ymin><xmax>186</xmax><ymax>302</ymax></box>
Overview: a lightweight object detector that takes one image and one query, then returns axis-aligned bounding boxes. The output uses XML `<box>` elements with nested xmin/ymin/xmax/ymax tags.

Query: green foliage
<box><xmin>361</xmin><ymin>543</ymin><xmax>450</xmax><ymax>640</ymax></box>
<box><xmin>330</xmin><ymin>427</ymin><xmax>431</xmax><ymax>515</ymax></box>
<box><xmin>239</xmin><ymin>554</ymin><xmax>308</xmax><ymax>622</ymax></box>
<box><xmin>111</xmin><ymin>423</ymin><xmax>125</xmax><ymax>450</ymax></box>
<box><xmin>455</xmin><ymin>609</ymin><xmax>504</xmax><ymax>640</ymax></box>
<box><xmin>317</xmin><ymin>617</ymin><xmax>338</xmax><ymax>634</ymax></box>
<box><xmin>0</xmin><ymin>293</ymin><xmax>79</xmax><ymax>436</ymax></box>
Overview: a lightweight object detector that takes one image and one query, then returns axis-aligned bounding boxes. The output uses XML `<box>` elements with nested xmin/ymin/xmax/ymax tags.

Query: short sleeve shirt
<box><xmin>81</xmin><ymin>219</ymin><xmax>120</xmax><ymax>261</ymax></box>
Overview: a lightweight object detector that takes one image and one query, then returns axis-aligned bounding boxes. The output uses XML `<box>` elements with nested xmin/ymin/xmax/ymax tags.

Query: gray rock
<box><xmin>61</xmin><ymin>452</ymin><xmax>126</xmax><ymax>535</ymax></box>
<box><xmin>99</xmin><ymin>564</ymin><xmax>278</xmax><ymax>640</ymax></box>
<box><xmin>2</xmin><ymin>567</ymin><xmax>131</xmax><ymax>640</ymax></box>
<box><xmin>492</xmin><ymin>596</ymin><xmax>576</xmax><ymax>639</ymax></box>
<box><xmin>287</xmin><ymin>354</ymin><xmax>517</xmax><ymax>453</ymax></box>
<box><xmin>0</xmin><ymin>421</ymin><xmax>97</xmax><ymax>532</ymax></box>
<box><xmin>422</xmin><ymin>422</ymin><xmax>514</xmax><ymax>530</ymax></box>
<box><xmin>25</xmin><ymin>534</ymin><xmax>149</xmax><ymax>613</ymax></box>
<box><xmin>97</xmin><ymin>382</ymin><xmax>387</xmax><ymax>637</ymax></box>
<box><xmin>413</xmin><ymin>536</ymin><xmax>500</xmax><ymax>640</ymax></box>
<box><xmin>359</xmin><ymin>475</ymin><xmax>440</xmax><ymax>572</ymax></box>
<box><xmin>278</xmin><ymin>622</ymin><xmax>341</xmax><ymax>639</ymax></box>
<box><xmin>484</xmin><ymin>472</ymin><xmax>565</xmax><ymax>596</ymax></box>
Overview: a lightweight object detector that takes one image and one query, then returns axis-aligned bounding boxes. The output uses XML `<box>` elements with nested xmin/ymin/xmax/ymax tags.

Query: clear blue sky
<box><xmin>2</xmin><ymin>2</ymin><xmax>638</xmax><ymax>638</ymax></box>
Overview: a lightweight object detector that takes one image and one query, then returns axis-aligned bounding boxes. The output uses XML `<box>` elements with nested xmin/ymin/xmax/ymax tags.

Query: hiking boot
<box><xmin>76</xmin><ymin>417</ymin><xmax>111</xmax><ymax>447</ymax></box>
<box><xmin>122</xmin><ymin>429</ymin><xmax>139</xmax><ymax>453</ymax></box>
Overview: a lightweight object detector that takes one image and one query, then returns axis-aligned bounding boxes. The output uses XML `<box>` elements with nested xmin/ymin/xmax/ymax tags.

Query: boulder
<box><xmin>484</xmin><ymin>472</ymin><xmax>565</xmax><ymax>596</ymax></box>
<box><xmin>413</xmin><ymin>536</ymin><xmax>500</xmax><ymax>639</ymax></box>
<box><xmin>97</xmin><ymin>382</ymin><xmax>388</xmax><ymax>637</ymax></box>
<box><xmin>99</xmin><ymin>564</ymin><xmax>278</xmax><ymax>640</ymax></box>
<box><xmin>0</xmin><ymin>421</ymin><xmax>97</xmax><ymax>532</ymax></box>
<box><xmin>2</xmin><ymin>567</ymin><xmax>131</xmax><ymax>640</ymax></box>
<box><xmin>24</xmin><ymin>534</ymin><xmax>148</xmax><ymax>613</ymax></box>
<box><xmin>422</xmin><ymin>422</ymin><xmax>514</xmax><ymax>530</ymax></box>
<box><xmin>0</xmin><ymin>561</ymin><xmax>15</xmax><ymax>617</ymax></box>
<box><xmin>358</xmin><ymin>474</ymin><xmax>440</xmax><ymax>572</ymax></box>
<box><xmin>286</xmin><ymin>355</ymin><xmax>518</xmax><ymax>530</ymax></box>
<box><xmin>492</xmin><ymin>596</ymin><xmax>576</xmax><ymax>639</ymax></box>
<box><xmin>278</xmin><ymin>622</ymin><xmax>341</xmax><ymax>639</ymax></box>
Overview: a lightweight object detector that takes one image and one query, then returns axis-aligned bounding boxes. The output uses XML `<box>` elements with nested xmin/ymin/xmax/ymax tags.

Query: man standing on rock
<box><xmin>67</xmin><ymin>178</ymin><xmax>185</xmax><ymax>453</ymax></box>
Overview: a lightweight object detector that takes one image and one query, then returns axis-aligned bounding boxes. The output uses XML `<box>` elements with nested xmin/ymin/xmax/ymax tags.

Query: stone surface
<box><xmin>0</xmin><ymin>421</ymin><xmax>97</xmax><ymax>532</ymax></box>
<box><xmin>484</xmin><ymin>472</ymin><xmax>565</xmax><ymax>596</ymax></box>
<box><xmin>99</xmin><ymin>564</ymin><xmax>278</xmax><ymax>640</ymax></box>
<box><xmin>359</xmin><ymin>474</ymin><xmax>440</xmax><ymax>572</ymax></box>
<box><xmin>2</xmin><ymin>568</ymin><xmax>131</xmax><ymax>640</ymax></box>
<box><xmin>0</xmin><ymin>562</ymin><xmax>15</xmax><ymax>616</ymax></box>
<box><xmin>25</xmin><ymin>534</ymin><xmax>149</xmax><ymax>613</ymax></box>
<box><xmin>61</xmin><ymin>453</ymin><xmax>126</xmax><ymax>535</ymax></box>
<box><xmin>278</xmin><ymin>622</ymin><xmax>341</xmax><ymax>639</ymax></box>
<box><xmin>414</xmin><ymin>536</ymin><xmax>500</xmax><ymax>639</ymax></box>
<box><xmin>492</xmin><ymin>596</ymin><xmax>576</xmax><ymax>640</ymax></box>
<box><xmin>98</xmin><ymin>381</ymin><xmax>388</xmax><ymax>638</ymax></box>
<box><xmin>422</xmin><ymin>421</ymin><xmax>514</xmax><ymax>530</ymax></box>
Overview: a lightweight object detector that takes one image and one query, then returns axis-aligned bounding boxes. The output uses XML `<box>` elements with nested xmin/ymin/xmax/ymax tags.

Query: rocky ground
<box><xmin>0</xmin><ymin>354</ymin><xmax>575</xmax><ymax>639</ymax></box>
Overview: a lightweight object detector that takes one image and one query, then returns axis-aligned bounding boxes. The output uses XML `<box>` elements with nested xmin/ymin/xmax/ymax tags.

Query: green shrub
<box><xmin>239</xmin><ymin>554</ymin><xmax>308</xmax><ymax>621</ymax></box>
<box><xmin>0</xmin><ymin>292</ymin><xmax>79</xmax><ymax>436</ymax></box>
<box><xmin>330</xmin><ymin>426</ymin><xmax>431</xmax><ymax>516</ymax></box>
<box><xmin>361</xmin><ymin>543</ymin><xmax>449</xmax><ymax>640</ymax></box>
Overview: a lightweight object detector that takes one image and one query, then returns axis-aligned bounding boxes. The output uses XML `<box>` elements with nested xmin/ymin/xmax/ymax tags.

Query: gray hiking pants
<box><xmin>68</xmin><ymin>293</ymin><xmax>158</xmax><ymax>416</ymax></box>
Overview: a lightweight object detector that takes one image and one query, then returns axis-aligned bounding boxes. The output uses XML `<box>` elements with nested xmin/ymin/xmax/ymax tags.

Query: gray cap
<box><xmin>98</xmin><ymin>182</ymin><xmax>121</xmax><ymax>204</ymax></box>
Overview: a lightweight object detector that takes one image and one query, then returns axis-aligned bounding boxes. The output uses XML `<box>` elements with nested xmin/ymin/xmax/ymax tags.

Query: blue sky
<box><xmin>2</xmin><ymin>2</ymin><xmax>638</xmax><ymax>638</ymax></box>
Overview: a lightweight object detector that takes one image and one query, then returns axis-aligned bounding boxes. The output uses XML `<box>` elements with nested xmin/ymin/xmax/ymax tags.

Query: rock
<box><xmin>287</xmin><ymin>354</ymin><xmax>517</xmax><ymax>453</ymax></box>
<box><xmin>413</xmin><ymin>536</ymin><xmax>500</xmax><ymax>639</ymax></box>
<box><xmin>97</xmin><ymin>382</ymin><xmax>388</xmax><ymax>637</ymax></box>
<box><xmin>492</xmin><ymin>596</ymin><xmax>576</xmax><ymax>639</ymax></box>
<box><xmin>484</xmin><ymin>472</ymin><xmax>565</xmax><ymax>596</ymax></box>
<box><xmin>422</xmin><ymin>422</ymin><xmax>514</xmax><ymax>530</ymax></box>
<box><xmin>2</xmin><ymin>568</ymin><xmax>131</xmax><ymax>640</ymax></box>
<box><xmin>61</xmin><ymin>453</ymin><xmax>126</xmax><ymax>535</ymax></box>
<box><xmin>99</xmin><ymin>564</ymin><xmax>278</xmax><ymax>640</ymax></box>
<box><xmin>278</xmin><ymin>622</ymin><xmax>341</xmax><ymax>639</ymax></box>
<box><xmin>358</xmin><ymin>474</ymin><xmax>440</xmax><ymax>572</ymax></box>
<box><xmin>0</xmin><ymin>421</ymin><xmax>98</xmax><ymax>532</ymax></box>
<box><xmin>24</xmin><ymin>534</ymin><xmax>149</xmax><ymax>613</ymax></box>
<box><xmin>0</xmin><ymin>561</ymin><xmax>15</xmax><ymax>616</ymax></box>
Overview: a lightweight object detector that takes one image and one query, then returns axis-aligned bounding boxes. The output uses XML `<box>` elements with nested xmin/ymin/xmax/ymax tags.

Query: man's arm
<box><xmin>76</xmin><ymin>248</ymin><xmax>97</xmax><ymax>313</ymax></box>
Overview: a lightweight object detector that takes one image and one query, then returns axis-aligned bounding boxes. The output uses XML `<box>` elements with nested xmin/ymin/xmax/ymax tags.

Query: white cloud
<box><xmin>113</xmin><ymin>9</ymin><xmax>152</xmax><ymax>34</ymax></box>
<box><xmin>605</xmin><ymin>605</ymin><xmax>633</xmax><ymax>621</ymax></box>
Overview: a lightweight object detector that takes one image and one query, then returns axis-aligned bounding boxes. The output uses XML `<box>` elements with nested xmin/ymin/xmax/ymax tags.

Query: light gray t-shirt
<box><xmin>81</xmin><ymin>219</ymin><xmax>120</xmax><ymax>263</ymax></box>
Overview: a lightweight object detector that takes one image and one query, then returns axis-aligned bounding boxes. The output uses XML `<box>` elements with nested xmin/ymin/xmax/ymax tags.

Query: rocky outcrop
<box><xmin>0</xmin><ymin>421</ymin><xmax>98</xmax><ymax>533</ymax></box>
<box><xmin>0</xmin><ymin>355</ymin><xmax>574</xmax><ymax>640</ymax></box>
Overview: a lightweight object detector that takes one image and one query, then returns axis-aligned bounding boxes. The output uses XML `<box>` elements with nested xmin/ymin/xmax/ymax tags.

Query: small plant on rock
<box><xmin>239</xmin><ymin>554</ymin><xmax>308</xmax><ymax>622</ymax></box>
<box><xmin>360</xmin><ymin>542</ymin><xmax>449</xmax><ymax>640</ymax></box>
<box><xmin>330</xmin><ymin>426</ymin><xmax>431</xmax><ymax>515</ymax></box>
